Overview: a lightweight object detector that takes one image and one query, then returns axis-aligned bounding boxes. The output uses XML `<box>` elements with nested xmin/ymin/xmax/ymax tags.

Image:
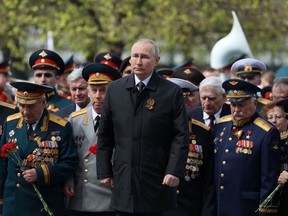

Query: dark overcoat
<box><xmin>0</xmin><ymin>109</ymin><xmax>78</xmax><ymax>216</ymax></box>
<box><xmin>97</xmin><ymin>72</ymin><xmax>189</xmax><ymax>213</ymax></box>
<box><xmin>213</xmin><ymin>113</ymin><xmax>280</xmax><ymax>216</ymax></box>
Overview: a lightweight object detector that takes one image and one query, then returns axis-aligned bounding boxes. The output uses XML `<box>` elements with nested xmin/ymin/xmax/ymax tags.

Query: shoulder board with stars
<box><xmin>257</xmin><ymin>98</ymin><xmax>271</xmax><ymax>105</ymax></box>
<box><xmin>0</xmin><ymin>101</ymin><xmax>15</xmax><ymax>109</ymax></box>
<box><xmin>71</xmin><ymin>108</ymin><xmax>88</xmax><ymax>118</ymax></box>
<box><xmin>6</xmin><ymin>113</ymin><xmax>22</xmax><ymax>122</ymax></box>
<box><xmin>191</xmin><ymin>119</ymin><xmax>210</xmax><ymax>131</ymax></box>
<box><xmin>253</xmin><ymin>117</ymin><xmax>273</xmax><ymax>132</ymax></box>
<box><xmin>216</xmin><ymin>114</ymin><xmax>232</xmax><ymax>124</ymax></box>
<box><xmin>49</xmin><ymin>113</ymin><xmax>67</xmax><ymax>127</ymax></box>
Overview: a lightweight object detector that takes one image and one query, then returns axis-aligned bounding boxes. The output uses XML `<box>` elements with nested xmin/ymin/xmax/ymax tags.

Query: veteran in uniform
<box><xmin>0</xmin><ymin>82</ymin><xmax>78</xmax><ymax>216</ymax></box>
<box><xmin>163</xmin><ymin>78</ymin><xmax>216</xmax><ymax>216</ymax></box>
<box><xmin>214</xmin><ymin>79</ymin><xmax>280</xmax><ymax>216</ymax></box>
<box><xmin>29</xmin><ymin>49</ymin><xmax>74</xmax><ymax>113</ymax></box>
<box><xmin>231</xmin><ymin>58</ymin><xmax>271</xmax><ymax>110</ymax></box>
<box><xmin>64</xmin><ymin>63</ymin><xmax>121</xmax><ymax>216</ymax></box>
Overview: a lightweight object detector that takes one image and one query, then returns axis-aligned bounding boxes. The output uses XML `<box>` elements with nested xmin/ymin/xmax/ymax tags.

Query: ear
<box><xmin>154</xmin><ymin>56</ymin><xmax>160</xmax><ymax>67</ymax></box>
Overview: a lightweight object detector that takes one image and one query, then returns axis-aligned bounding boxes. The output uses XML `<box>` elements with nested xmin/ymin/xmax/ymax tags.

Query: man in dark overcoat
<box><xmin>97</xmin><ymin>38</ymin><xmax>189</xmax><ymax>216</ymax></box>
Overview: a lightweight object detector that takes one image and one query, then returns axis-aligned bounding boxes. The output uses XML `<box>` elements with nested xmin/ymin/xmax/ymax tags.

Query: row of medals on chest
<box><xmin>185</xmin><ymin>134</ymin><xmax>203</xmax><ymax>181</ymax></box>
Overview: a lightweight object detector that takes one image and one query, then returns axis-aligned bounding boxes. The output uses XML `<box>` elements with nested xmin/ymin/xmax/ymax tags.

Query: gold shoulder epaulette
<box><xmin>281</xmin><ymin>131</ymin><xmax>288</xmax><ymax>140</ymax></box>
<box><xmin>49</xmin><ymin>113</ymin><xmax>67</xmax><ymax>127</ymax></box>
<box><xmin>0</xmin><ymin>101</ymin><xmax>15</xmax><ymax>109</ymax></box>
<box><xmin>191</xmin><ymin>119</ymin><xmax>210</xmax><ymax>131</ymax></box>
<box><xmin>254</xmin><ymin>117</ymin><xmax>272</xmax><ymax>132</ymax></box>
<box><xmin>216</xmin><ymin>115</ymin><xmax>232</xmax><ymax>124</ymax></box>
<box><xmin>257</xmin><ymin>98</ymin><xmax>271</xmax><ymax>105</ymax></box>
<box><xmin>6</xmin><ymin>113</ymin><xmax>21</xmax><ymax>122</ymax></box>
<box><xmin>71</xmin><ymin>108</ymin><xmax>88</xmax><ymax>118</ymax></box>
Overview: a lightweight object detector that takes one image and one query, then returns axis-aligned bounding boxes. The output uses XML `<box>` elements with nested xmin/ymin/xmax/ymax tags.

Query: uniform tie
<box><xmin>27</xmin><ymin>123</ymin><xmax>34</xmax><ymax>137</ymax></box>
<box><xmin>94</xmin><ymin>116</ymin><xmax>100</xmax><ymax>132</ymax></box>
<box><xmin>208</xmin><ymin>115</ymin><xmax>215</xmax><ymax>131</ymax></box>
<box><xmin>137</xmin><ymin>81</ymin><xmax>146</xmax><ymax>93</ymax></box>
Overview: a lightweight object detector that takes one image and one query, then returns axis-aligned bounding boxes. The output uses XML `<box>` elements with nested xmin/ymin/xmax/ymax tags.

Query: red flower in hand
<box><xmin>1</xmin><ymin>142</ymin><xmax>17</xmax><ymax>159</ymax></box>
<box><xmin>88</xmin><ymin>144</ymin><xmax>98</xmax><ymax>155</ymax></box>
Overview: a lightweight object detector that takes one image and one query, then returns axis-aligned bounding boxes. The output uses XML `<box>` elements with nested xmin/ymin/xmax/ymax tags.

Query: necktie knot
<box><xmin>137</xmin><ymin>81</ymin><xmax>145</xmax><ymax>92</ymax></box>
<box><xmin>27</xmin><ymin>123</ymin><xmax>35</xmax><ymax>137</ymax></box>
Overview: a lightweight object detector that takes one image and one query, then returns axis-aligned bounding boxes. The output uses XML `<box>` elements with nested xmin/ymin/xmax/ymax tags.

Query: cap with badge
<box><xmin>10</xmin><ymin>81</ymin><xmax>53</xmax><ymax>104</ymax></box>
<box><xmin>172</xmin><ymin>67</ymin><xmax>205</xmax><ymax>86</ymax></box>
<box><xmin>64</xmin><ymin>55</ymin><xmax>75</xmax><ymax>74</ymax></box>
<box><xmin>0</xmin><ymin>59</ymin><xmax>11</xmax><ymax>75</ymax></box>
<box><xmin>173</xmin><ymin>58</ymin><xmax>194</xmax><ymax>71</ymax></box>
<box><xmin>222</xmin><ymin>79</ymin><xmax>262</xmax><ymax>103</ymax></box>
<box><xmin>231</xmin><ymin>58</ymin><xmax>266</xmax><ymax>78</ymax></box>
<box><xmin>167</xmin><ymin>78</ymin><xmax>198</xmax><ymax>97</ymax></box>
<box><xmin>94</xmin><ymin>52</ymin><xmax>122</xmax><ymax>71</ymax></box>
<box><xmin>157</xmin><ymin>68</ymin><xmax>174</xmax><ymax>79</ymax></box>
<box><xmin>82</xmin><ymin>63</ymin><xmax>121</xmax><ymax>85</ymax></box>
<box><xmin>29</xmin><ymin>49</ymin><xmax>65</xmax><ymax>75</ymax></box>
<box><xmin>119</xmin><ymin>56</ymin><xmax>131</xmax><ymax>74</ymax></box>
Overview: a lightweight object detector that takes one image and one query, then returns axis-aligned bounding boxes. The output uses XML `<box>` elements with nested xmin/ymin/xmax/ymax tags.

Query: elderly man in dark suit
<box><xmin>97</xmin><ymin>38</ymin><xmax>189</xmax><ymax>216</ymax></box>
<box><xmin>188</xmin><ymin>76</ymin><xmax>230</xmax><ymax>131</ymax></box>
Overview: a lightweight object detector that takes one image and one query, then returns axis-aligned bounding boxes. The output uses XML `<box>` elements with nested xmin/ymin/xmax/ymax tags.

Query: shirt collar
<box><xmin>134</xmin><ymin>74</ymin><xmax>152</xmax><ymax>87</ymax></box>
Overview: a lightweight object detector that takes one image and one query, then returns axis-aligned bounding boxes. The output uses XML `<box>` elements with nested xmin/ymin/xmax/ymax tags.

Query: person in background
<box><xmin>162</xmin><ymin>78</ymin><xmax>216</xmax><ymax>216</ymax></box>
<box><xmin>97</xmin><ymin>38</ymin><xmax>189</xmax><ymax>216</ymax></box>
<box><xmin>0</xmin><ymin>81</ymin><xmax>78</xmax><ymax>216</ymax></box>
<box><xmin>261</xmin><ymin>99</ymin><xmax>288</xmax><ymax>216</ymax></box>
<box><xmin>201</xmin><ymin>67</ymin><xmax>220</xmax><ymax>78</ymax></box>
<box><xmin>260</xmin><ymin>70</ymin><xmax>275</xmax><ymax>89</ymax></box>
<box><xmin>0</xmin><ymin>59</ymin><xmax>14</xmax><ymax>104</ymax></box>
<box><xmin>272</xmin><ymin>77</ymin><xmax>288</xmax><ymax>102</ymax></box>
<box><xmin>188</xmin><ymin>76</ymin><xmax>230</xmax><ymax>129</ymax></box>
<box><xmin>119</xmin><ymin>56</ymin><xmax>132</xmax><ymax>77</ymax></box>
<box><xmin>94</xmin><ymin>52</ymin><xmax>122</xmax><ymax>72</ymax></box>
<box><xmin>29</xmin><ymin>49</ymin><xmax>74</xmax><ymax>113</ymax></box>
<box><xmin>214</xmin><ymin>79</ymin><xmax>280</xmax><ymax>216</ymax></box>
<box><xmin>56</xmin><ymin>65</ymin><xmax>91</xmax><ymax>119</ymax></box>
<box><xmin>57</xmin><ymin>55</ymin><xmax>75</xmax><ymax>99</ymax></box>
<box><xmin>64</xmin><ymin>63</ymin><xmax>121</xmax><ymax>216</ymax></box>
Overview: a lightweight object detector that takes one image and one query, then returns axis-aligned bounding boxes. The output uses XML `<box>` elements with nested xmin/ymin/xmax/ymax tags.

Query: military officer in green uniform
<box><xmin>0</xmin><ymin>81</ymin><xmax>78</xmax><ymax>216</ymax></box>
<box><xmin>29</xmin><ymin>49</ymin><xmax>74</xmax><ymax>113</ymax></box>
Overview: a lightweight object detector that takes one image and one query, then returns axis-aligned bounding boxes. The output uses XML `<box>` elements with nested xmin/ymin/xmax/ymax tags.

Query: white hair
<box><xmin>199</xmin><ymin>76</ymin><xmax>225</xmax><ymax>95</ymax></box>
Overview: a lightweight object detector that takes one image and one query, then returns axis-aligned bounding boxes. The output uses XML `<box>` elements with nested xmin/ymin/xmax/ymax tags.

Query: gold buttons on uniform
<box><xmin>225</xmin><ymin>149</ymin><xmax>229</xmax><ymax>153</ymax></box>
<box><xmin>84</xmin><ymin>159</ymin><xmax>89</xmax><ymax>163</ymax></box>
<box><xmin>220</xmin><ymin>173</ymin><xmax>224</xmax><ymax>178</ymax></box>
<box><xmin>16</xmin><ymin>183</ymin><xmax>20</xmax><ymax>188</ymax></box>
<box><xmin>228</xmin><ymin>137</ymin><xmax>232</xmax><ymax>141</ymax></box>
<box><xmin>84</xmin><ymin>179</ymin><xmax>88</xmax><ymax>184</ymax></box>
<box><xmin>176</xmin><ymin>190</ymin><xmax>180</xmax><ymax>194</ymax></box>
<box><xmin>17</xmin><ymin>173</ymin><xmax>21</xmax><ymax>177</ymax></box>
<box><xmin>84</xmin><ymin>169</ymin><xmax>88</xmax><ymax>173</ymax></box>
<box><xmin>220</xmin><ymin>186</ymin><xmax>224</xmax><ymax>190</ymax></box>
<box><xmin>222</xmin><ymin>161</ymin><xmax>226</xmax><ymax>165</ymax></box>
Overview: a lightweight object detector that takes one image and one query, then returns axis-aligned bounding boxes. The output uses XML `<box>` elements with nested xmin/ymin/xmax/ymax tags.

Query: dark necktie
<box><xmin>94</xmin><ymin>116</ymin><xmax>100</xmax><ymax>132</ymax></box>
<box><xmin>208</xmin><ymin>115</ymin><xmax>215</xmax><ymax>131</ymax></box>
<box><xmin>137</xmin><ymin>81</ymin><xmax>146</xmax><ymax>93</ymax></box>
<box><xmin>27</xmin><ymin>123</ymin><xmax>34</xmax><ymax>137</ymax></box>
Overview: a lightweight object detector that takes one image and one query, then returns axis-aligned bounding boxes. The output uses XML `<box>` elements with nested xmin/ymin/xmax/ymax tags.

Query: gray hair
<box><xmin>199</xmin><ymin>76</ymin><xmax>225</xmax><ymax>95</ymax></box>
<box><xmin>67</xmin><ymin>67</ymin><xmax>84</xmax><ymax>85</ymax></box>
<box><xmin>133</xmin><ymin>38</ymin><xmax>160</xmax><ymax>57</ymax></box>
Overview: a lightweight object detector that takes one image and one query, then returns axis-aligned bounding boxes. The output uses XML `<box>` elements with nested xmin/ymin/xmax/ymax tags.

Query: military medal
<box><xmin>246</xmin><ymin>130</ymin><xmax>252</xmax><ymax>139</ymax></box>
<box><xmin>9</xmin><ymin>130</ymin><xmax>15</xmax><ymax>137</ymax></box>
<box><xmin>145</xmin><ymin>98</ymin><xmax>155</xmax><ymax>110</ymax></box>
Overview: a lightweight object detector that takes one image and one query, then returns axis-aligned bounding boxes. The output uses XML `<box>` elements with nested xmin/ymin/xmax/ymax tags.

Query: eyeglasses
<box><xmin>267</xmin><ymin>115</ymin><xmax>286</xmax><ymax>120</ymax></box>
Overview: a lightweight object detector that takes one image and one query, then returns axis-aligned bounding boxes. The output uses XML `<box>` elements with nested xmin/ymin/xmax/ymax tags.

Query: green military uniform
<box><xmin>0</xmin><ymin>82</ymin><xmax>78</xmax><ymax>216</ymax></box>
<box><xmin>45</xmin><ymin>89</ymin><xmax>73</xmax><ymax>112</ymax></box>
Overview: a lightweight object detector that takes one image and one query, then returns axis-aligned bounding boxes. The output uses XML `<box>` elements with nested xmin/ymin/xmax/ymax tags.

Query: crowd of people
<box><xmin>0</xmin><ymin>37</ymin><xmax>287</xmax><ymax>216</ymax></box>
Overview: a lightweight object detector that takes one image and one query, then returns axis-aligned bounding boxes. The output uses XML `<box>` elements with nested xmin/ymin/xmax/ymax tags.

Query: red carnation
<box><xmin>88</xmin><ymin>144</ymin><xmax>98</xmax><ymax>155</ymax></box>
<box><xmin>1</xmin><ymin>142</ymin><xmax>17</xmax><ymax>159</ymax></box>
